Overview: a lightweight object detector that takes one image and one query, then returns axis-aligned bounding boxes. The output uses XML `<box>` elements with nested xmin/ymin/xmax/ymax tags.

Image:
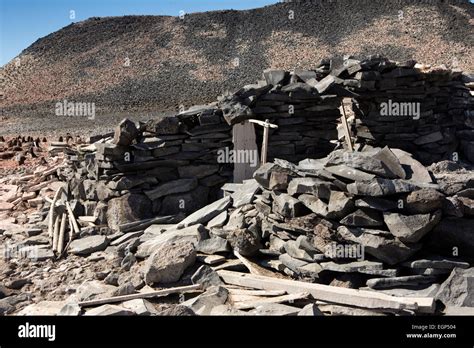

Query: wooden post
<box><xmin>248</xmin><ymin>119</ymin><xmax>278</xmax><ymax>165</ymax></box>
<box><xmin>48</xmin><ymin>187</ymin><xmax>63</xmax><ymax>238</ymax></box>
<box><xmin>261</xmin><ymin>119</ymin><xmax>270</xmax><ymax>164</ymax></box>
<box><xmin>232</xmin><ymin>120</ymin><xmax>260</xmax><ymax>183</ymax></box>
<box><xmin>66</xmin><ymin>201</ymin><xmax>80</xmax><ymax>235</ymax></box>
<box><xmin>57</xmin><ymin>213</ymin><xmax>67</xmax><ymax>254</ymax></box>
<box><xmin>340</xmin><ymin>98</ymin><xmax>354</xmax><ymax>152</ymax></box>
<box><xmin>52</xmin><ymin>215</ymin><xmax>61</xmax><ymax>252</ymax></box>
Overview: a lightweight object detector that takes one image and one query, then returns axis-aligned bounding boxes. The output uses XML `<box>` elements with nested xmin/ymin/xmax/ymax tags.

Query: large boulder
<box><xmin>106</xmin><ymin>193</ymin><xmax>152</xmax><ymax>230</ymax></box>
<box><xmin>143</xmin><ymin>241</ymin><xmax>196</xmax><ymax>284</ymax></box>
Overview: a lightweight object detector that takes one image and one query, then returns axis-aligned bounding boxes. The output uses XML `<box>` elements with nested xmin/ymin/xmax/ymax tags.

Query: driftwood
<box><xmin>234</xmin><ymin>251</ymin><xmax>285</xmax><ymax>278</ymax></box>
<box><xmin>57</xmin><ymin>212</ymin><xmax>67</xmax><ymax>254</ymax></box>
<box><xmin>48</xmin><ymin>187</ymin><xmax>63</xmax><ymax>238</ymax></box>
<box><xmin>65</xmin><ymin>201</ymin><xmax>80</xmax><ymax>235</ymax></box>
<box><xmin>217</xmin><ymin>270</ymin><xmax>435</xmax><ymax>314</ymax></box>
<box><xmin>78</xmin><ymin>284</ymin><xmax>202</xmax><ymax>307</ymax></box>
<box><xmin>233</xmin><ymin>292</ymin><xmax>310</xmax><ymax>310</ymax></box>
<box><xmin>52</xmin><ymin>215</ymin><xmax>61</xmax><ymax>252</ymax></box>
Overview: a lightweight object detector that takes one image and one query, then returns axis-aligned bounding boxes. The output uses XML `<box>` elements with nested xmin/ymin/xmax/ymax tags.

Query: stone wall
<box><xmin>219</xmin><ymin>55</ymin><xmax>473</xmax><ymax>165</ymax></box>
<box><xmin>61</xmin><ymin>107</ymin><xmax>234</xmax><ymax>231</ymax></box>
<box><xmin>61</xmin><ymin>55</ymin><xmax>473</xmax><ymax>232</ymax></box>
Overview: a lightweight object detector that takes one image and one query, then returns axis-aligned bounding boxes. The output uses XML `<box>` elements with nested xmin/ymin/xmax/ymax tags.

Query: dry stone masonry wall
<box><xmin>60</xmin><ymin>108</ymin><xmax>234</xmax><ymax>232</ymax></box>
<box><xmin>58</xmin><ymin>55</ymin><xmax>473</xmax><ymax>234</ymax></box>
<box><xmin>219</xmin><ymin>55</ymin><xmax>473</xmax><ymax>164</ymax></box>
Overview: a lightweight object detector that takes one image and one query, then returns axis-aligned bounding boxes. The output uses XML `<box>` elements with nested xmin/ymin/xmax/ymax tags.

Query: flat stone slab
<box><xmin>383</xmin><ymin>210</ymin><xmax>441</xmax><ymax>243</ymax></box>
<box><xmin>402</xmin><ymin>257</ymin><xmax>470</xmax><ymax>270</ymax></box>
<box><xmin>367</xmin><ymin>275</ymin><xmax>437</xmax><ymax>289</ymax></box>
<box><xmin>144</xmin><ymin>178</ymin><xmax>198</xmax><ymax>200</ymax></box>
<box><xmin>436</xmin><ymin>267</ymin><xmax>474</xmax><ymax>307</ymax></box>
<box><xmin>340</xmin><ymin>209</ymin><xmax>383</xmax><ymax>227</ymax></box>
<box><xmin>250</xmin><ymin>303</ymin><xmax>300</xmax><ymax>316</ymax></box>
<box><xmin>298</xmin><ymin>194</ymin><xmax>328</xmax><ymax>217</ymax></box>
<box><xmin>207</xmin><ymin>211</ymin><xmax>228</xmax><ymax>229</ymax></box>
<box><xmin>110</xmin><ymin>231</ymin><xmax>144</xmax><ymax>246</ymax></box>
<box><xmin>177</xmin><ymin>196</ymin><xmax>232</xmax><ymax>228</ymax></box>
<box><xmin>85</xmin><ymin>304</ymin><xmax>135</xmax><ymax>316</ymax></box>
<box><xmin>355</xmin><ymin>197</ymin><xmax>398</xmax><ymax>211</ymax></box>
<box><xmin>137</xmin><ymin>224</ymin><xmax>205</xmax><ymax>258</ymax></box>
<box><xmin>196</xmin><ymin>237</ymin><xmax>230</xmax><ymax>255</ymax></box>
<box><xmin>279</xmin><ymin>253</ymin><xmax>308</xmax><ymax>272</ymax></box>
<box><xmin>69</xmin><ymin>235</ymin><xmax>109</xmax><ymax>255</ymax></box>
<box><xmin>347</xmin><ymin>178</ymin><xmax>419</xmax><ymax>196</ymax></box>
<box><xmin>392</xmin><ymin>148</ymin><xmax>433</xmax><ymax>184</ymax></box>
<box><xmin>325</xmin><ymin>165</ymin><xmax>375</xmax><ymax>181</ymax></box>
<box><xmin>17</xmin><ymin>301</ymin><xmax>66</xmax><ymax>316</ymax></box>
<box><xmin>231</xmin><ymin>179</ymin><xmax>260</xmax><ymax>208</ymax></box>
<box><xmin>321</xmin><ymin>260</ymin><xmax>383</xmax><ymax>272</ymax></box>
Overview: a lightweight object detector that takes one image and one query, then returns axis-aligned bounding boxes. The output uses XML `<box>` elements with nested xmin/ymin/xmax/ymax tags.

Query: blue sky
<box><xmin>0</xmin><ymin>0</ymin><xmax>277</xmax><ymax>66</ymax></box>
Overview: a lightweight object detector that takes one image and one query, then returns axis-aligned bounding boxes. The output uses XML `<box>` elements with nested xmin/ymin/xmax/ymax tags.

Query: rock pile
<box><xmin>1</xmin><ymin>145</ymin><xmax>473</xmax><ymax>316</ymax></box>
<box><xmin>207</xmin><ymin>145</ymin><xmax>474</xmax><ymax>307</ymax></box>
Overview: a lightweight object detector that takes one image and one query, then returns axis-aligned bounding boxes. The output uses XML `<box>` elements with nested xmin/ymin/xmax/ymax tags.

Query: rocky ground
<box><xmin>1</xmin><ymin>0</ymin><xmax>473</xmax><ymax>134</ymax></box>
<box><xmin>1</xmin><ymin>135</ymin><xmax>473</xmax><ymax>316</ymax></box>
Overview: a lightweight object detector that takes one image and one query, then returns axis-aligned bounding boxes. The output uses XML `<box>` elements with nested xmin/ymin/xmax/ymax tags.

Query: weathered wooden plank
<box><xmin>78</xmin><ymin>284</ymin><xmax>201</xmax><ymax>307</ymax></box>
<box><xmin>217</xmin><ymin>270</ymin><xmax>435</xmax><ymax>313</ymax></box>
<box><xmin>232</xmin><ymin>121</ymin><xmax>259</xmax><ymax>183</ymax></box>
<box><xmin>233</xmin><ymin>292</ymin><xmax>310</xmax><ymax>310</ymax></box>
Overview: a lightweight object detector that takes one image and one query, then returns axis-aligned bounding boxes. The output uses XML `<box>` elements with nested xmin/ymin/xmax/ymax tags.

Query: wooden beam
<box><xmin>340</xmin><ymin>99</ymin><xmax>354</xmax><ymax>152</ymax></box>
<box><xmin>217</xmin><ymin>270</ymin><xmax>435</xmax><ymax>313</ymax></box>
<box><xmin>57</xmin><ymin>213</ymin><xmax>67</xmax><ymax>254</ymax></box>
<box><xmin>52</xmin><ymin>215</ymin><xmax>61</xmax><ymax>252</ymax></box>
<box><xmin>233</xmin><ymin>292</ymin><xmax>310</xmax><ymax>310</ymax></box>
<box><xmin>48</xmin><ymin>187</ymin><xmax>63</xmax><ymax>238</ymax></box>
<box><xmin>232</xmin><ymin>121</ymin><xmax>260</xmax><ymax>183</ymax></box>
<box><xmin>234</xmin><ymin>250</ymin><xmax>285</xmax><ymax>278</ymax></box>
<box><xmin>248</xmin><ymin>119</ymin><xmax>278</xmax><ymax>165</ymax></box>
<box><xmin>78</xmin><ymin>284</ymin><xmax>202</xmax><ymax>307</ymax></box>
<box><xmin>227</xmin><ymin>289</ymin><xmax>286</xmax><ymax>296</ymax></box>
<box><xmin>65</xmin><ymin>201</ymin><xmax>80</xmax><ymax>235</ymax></box>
